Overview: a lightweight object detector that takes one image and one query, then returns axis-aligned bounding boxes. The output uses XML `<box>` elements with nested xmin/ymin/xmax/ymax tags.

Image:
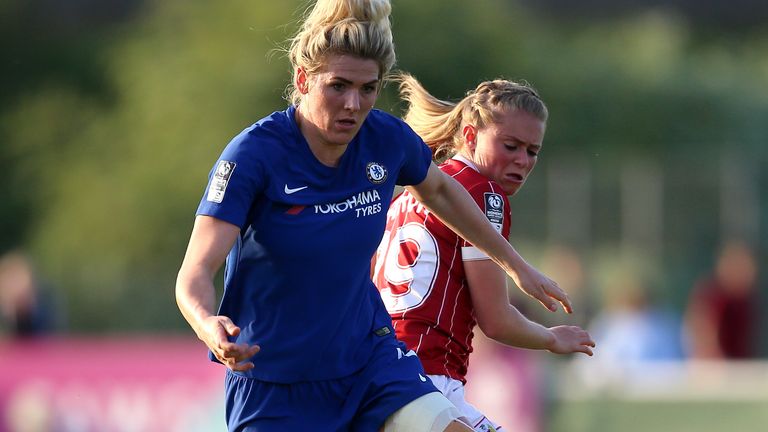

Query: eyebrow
<box><xmin>330</xmin><ymin>77</ymin><xmax>380</xmax><ymax>86</ymax></box>
<box><xmin>502</xmin><ymin>134</ymin><xmax>541</xmax><ymax>149</ymax></box>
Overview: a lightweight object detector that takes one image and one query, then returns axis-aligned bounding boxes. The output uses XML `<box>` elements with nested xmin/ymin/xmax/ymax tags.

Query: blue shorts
<box><xmin>224</xmin><ymin>339</ymin><xmax>439</xmax><ymax>431</ymax></box>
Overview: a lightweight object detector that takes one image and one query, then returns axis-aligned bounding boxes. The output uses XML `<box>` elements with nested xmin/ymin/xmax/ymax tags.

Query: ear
<box><xmin>462</xmin><ymin>125</ymin><xmax>477</xmax><ymax>150</ymax></box>
<box><xmin>296</xmin><ymin>67</ymin><xmax>309</xmax><ymax>94</ymax></box>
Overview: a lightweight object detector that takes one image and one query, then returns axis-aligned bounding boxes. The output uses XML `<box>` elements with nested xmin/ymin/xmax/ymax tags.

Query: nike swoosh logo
<box><xmin>284</xmin><ymin>185</ymin><xmax>308</xmax><ymax>194</ymax></box>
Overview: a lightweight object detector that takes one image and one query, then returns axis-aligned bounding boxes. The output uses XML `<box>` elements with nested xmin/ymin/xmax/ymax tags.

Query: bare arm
<box><xmin>175</xmin><ymin>215</ymin><xmax>260</xmax><ymax>371</ymax></box>
<box><xmin>407</xmin><ymin>163</ymin><xmax>572</xmax><ymax>313</ymax></box>
<box><xmin>466</xmin><ymin>258</ymin><xmax>594</xmax><ymax>355</ymax></box>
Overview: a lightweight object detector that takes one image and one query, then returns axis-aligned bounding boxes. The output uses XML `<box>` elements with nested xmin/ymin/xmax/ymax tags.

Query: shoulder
<box><xmin>223</xmin><ymin>107</ymin><xmax>296</xmax><ymax>162</ymax></box>
<box><xmin>362</xmin><ymin>109</ymin><xmax>417</xmax><ymax>138</ymax></box>
<box><xmin>364</xmin><ymin>108</ymin><xmax>403</xmax><ymax>127</ymax></box>
<box><xmin>441</xmin><ymin>159</ymin><xmax>509</xmax><ymax>212</ymax></box>
<box><xmin>440</xmin><ymin>160</ymin><xmax>505</xmax><ymax>195</ymax></box>
<box><xmin>243</xmin><ymin>107</ymin><xmax>295</xmax><ymax>146</ymax></box>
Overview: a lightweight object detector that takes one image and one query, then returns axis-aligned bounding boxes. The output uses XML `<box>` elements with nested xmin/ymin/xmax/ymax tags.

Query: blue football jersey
<box><xmin>196</xmin><ymin>105</ymin><xmax>432</xmax><ymax>383</ymax></box>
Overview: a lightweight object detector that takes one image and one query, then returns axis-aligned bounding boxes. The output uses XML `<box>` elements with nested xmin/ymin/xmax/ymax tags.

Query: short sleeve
<box><xmin>461</xmin><ymin>182</ymin><xmax>512</xmax><ymax>261</ymax></box>
<box><xmin>395</xmin><ymin>125</ymin><xmax>433</xmax><ymax>186</ymax></box>
<box><xmin>196</xmin><ymin>131</ymin><xmax>266</xmax><ymax>228</ymax></box>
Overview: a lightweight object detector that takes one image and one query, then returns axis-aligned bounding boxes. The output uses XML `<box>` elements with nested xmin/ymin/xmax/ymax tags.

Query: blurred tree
<box><xmin>520</xmin><ymin>0</ymin><xmax>768</xmax><ymax>33</ymax></box>
<box><xmin>3</xmin><ymin>0</ymin><xmax>297</xmax><ymax>330</ymax></box>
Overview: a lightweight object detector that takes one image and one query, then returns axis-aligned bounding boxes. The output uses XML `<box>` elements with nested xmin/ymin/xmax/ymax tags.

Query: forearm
<box><xmin>483</xmin><ymin>306</ymin><xmax>555</xmax><ymax>350</ymax></box>
<box><xmin>467</xmin><ymin>260</ymin><xmax>553</xmax><ymax>350</ymax></box>
<box><xmin>410</xmin><ymin>164</ymin><xmax>571</xmax><ymax>313</ymax></box>
<box><xmin>176</xmin><ymin>215</ymin><xmax>240</xmax><ymax>339</ymax></box>
<box><xmin>176</xmin><ymin>265</ymin><xmax>218</xmax><ymax>340</ymax></box>
<box><xmin>407</xmin><ymin>173</ymin><xmax>525</xmax><ymax>276</ymax></box>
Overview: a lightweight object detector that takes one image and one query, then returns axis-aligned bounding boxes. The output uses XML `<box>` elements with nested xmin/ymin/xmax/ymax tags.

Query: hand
<box><xmin>199</xmin><ymin>315</ymin><xmax>261</xmax><ymax>371</ymax></box>
<box><xmin>510</xmin><ymin>262</ymin><xmax>573</xmax><ymax>313</ymax></box>
<box><xmin>546</xmin><ymin>325</ymin><xmax>595</xmax><ymax>356</ymax></box>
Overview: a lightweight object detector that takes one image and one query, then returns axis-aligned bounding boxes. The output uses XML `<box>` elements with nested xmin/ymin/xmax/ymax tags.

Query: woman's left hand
<box><xmin>510</xmin><ymin>262</ymin><xmax>573</xmax><ymax>314</ymax></box>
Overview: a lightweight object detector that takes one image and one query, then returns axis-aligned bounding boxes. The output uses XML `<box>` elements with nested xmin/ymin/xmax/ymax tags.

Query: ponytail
<box><xmin>396</xmin><ymin>73</ymin><xmax>548</xmax><ymax>160</ymax></box>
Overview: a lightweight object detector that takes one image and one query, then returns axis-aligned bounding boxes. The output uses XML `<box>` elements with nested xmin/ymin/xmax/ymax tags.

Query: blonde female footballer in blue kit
<box><xmin>175</xmin><ymin>0</ymin><xmax>573</xmax><ymax>430</ymax></box>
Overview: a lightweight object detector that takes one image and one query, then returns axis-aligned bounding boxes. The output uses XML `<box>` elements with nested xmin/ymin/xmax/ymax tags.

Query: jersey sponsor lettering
<box><xmin>207</xmin><ymin>160</ymin><xmax>236</xmax><ymax>203</ymax></box>
<box><xmin>313</xmin><ymin>189</ymin><xmax>382</xmax><ymax>218</ymax></box>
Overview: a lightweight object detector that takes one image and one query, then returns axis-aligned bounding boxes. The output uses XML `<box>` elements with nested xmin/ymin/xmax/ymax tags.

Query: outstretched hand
<box><xmin>547</xmin><ymin>325</ymin><xmax>596</xmax><ymax>356</ymax></box>
<box><xmin>510</xmin><ymin>262</ymin><xmax>573</xmax><ymax>314</ymax></box>
<box><xmin>200</xmin><ymin>315</ymin><xmax>261</xmax><ymax>371</ymax></box>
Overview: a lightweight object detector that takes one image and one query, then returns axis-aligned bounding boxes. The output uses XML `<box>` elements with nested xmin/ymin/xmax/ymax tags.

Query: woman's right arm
<box><xmin>408</xmin><ymin>163</ymin><xmax>572</xmax><ymax>313</ymax></box>
<box><xmin>175</xmin><ymin>215</ymin><xmax>260</xmax><ymax>371</ymax></box>
<box><xmin>465</xmin><ymin>258</ymin><xmax>595</xmax><ymax>355</ymax></box>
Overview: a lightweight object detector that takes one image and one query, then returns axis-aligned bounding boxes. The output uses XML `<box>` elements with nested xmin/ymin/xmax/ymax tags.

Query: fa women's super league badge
<box><xmin>207</xmin><ymin>160</ymin><xmax>236</xmax><ymax>203</ymax></box>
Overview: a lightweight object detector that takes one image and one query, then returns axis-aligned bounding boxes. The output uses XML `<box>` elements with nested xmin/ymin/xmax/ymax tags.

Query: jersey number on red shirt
<box><xmin>374</xmin><ymin>222</ymin><xmax>440</xmax><ymax>313</ymax></box>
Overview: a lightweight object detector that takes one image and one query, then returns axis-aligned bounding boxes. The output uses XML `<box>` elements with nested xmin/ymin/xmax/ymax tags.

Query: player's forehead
<box><xmin>316</xmin><ymin>54</ymin><xmax>380</xmax><ymax>84</ymax></box>
<box><xmin>486</xmin><ymin>109</ymin><xmax>545</xmax><ymax>147</ymax></box>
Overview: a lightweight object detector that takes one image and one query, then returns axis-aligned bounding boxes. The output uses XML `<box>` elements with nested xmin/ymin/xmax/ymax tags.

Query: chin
<box><xmin>328</xmin><ymin>130</ymin><xmax>358</xmax><ymax>146</ymax></box>
<box><xmin>321</xmin><ymin>134</ymin><xmax>352</xmax><ymax>147</ymax></box>
<box><xmin>504</xmin><ymin>184</ymin><xmax>522</xmax><ymax>196</ymax></box>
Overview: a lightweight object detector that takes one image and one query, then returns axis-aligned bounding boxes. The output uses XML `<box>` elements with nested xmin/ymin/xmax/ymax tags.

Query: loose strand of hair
<box><xmin>394</xmin><ymin>72</ymin><xmax>465</xmax><ymax>159</ymax></box>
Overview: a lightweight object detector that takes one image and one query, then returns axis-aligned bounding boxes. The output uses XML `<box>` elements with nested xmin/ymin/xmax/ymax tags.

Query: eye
<box><xmin>527</xmin><ymin>149</ymin><xmax>539</xmax><ymax>157</ymax></box>
<box><xmin>504</xmin><ymin>144</ymin><xmax>517</xmax><ymax>151</ymax></box>
<box><xmin>331</xmin><ymin>83</ymin><xmax>345</xmax><ymax>91</ymax></box>
<box><xmin>362</xmin><ymin>85</ymin><xmax>377</xmax><ymax>94</ymax></box>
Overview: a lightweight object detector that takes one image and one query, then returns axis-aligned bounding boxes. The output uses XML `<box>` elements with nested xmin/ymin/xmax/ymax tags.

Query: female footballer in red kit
<box><xmin>374</xmin><ymin>74</ymin><xmax>596</xmax><ymax>431</ymax></box>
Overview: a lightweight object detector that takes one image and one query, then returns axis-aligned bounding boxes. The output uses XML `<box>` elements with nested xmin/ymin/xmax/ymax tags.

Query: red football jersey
<box><xmin>373</xmin><ymin>156</ymin><xmax>511</xmax><ymax>382</ymax></box>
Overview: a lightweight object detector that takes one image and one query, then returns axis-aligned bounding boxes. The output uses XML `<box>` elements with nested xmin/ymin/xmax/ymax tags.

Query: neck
<box><xmin>295</xmin><ymin>105</ymin><xmax>346</xmax><ymax>168</ymax></box>
<box><xmin>454</xmin><ymin>152</ymin><xmax>479</xmax><ymax>172</ymax></box>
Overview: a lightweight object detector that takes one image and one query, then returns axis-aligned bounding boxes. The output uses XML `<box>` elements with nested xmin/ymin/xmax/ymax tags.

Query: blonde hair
<box><xmin>396</xmin><ymin>72</ymin><xmax>549</xmax><ymax>161</ymax></box>
<box><xmin>286</xmin><ymin>0</ymin><xmax>396</xmax><ymax>105</ymax></box>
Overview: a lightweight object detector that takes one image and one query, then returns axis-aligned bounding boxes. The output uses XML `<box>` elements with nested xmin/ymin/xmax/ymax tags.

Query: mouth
<box><xmin>506</xmin><ymin>173</ymin><xmax>524</xmax><ymax>183</ymax></box>
<box><xmin>336</xmin><ymin>118</ymin><xmax>357</xmax><ymax>131</ymax></box>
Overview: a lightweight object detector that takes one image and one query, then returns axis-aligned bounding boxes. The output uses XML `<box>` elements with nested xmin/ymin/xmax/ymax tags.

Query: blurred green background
<box><xmin>2</xmin><ymin>0</ymin><xmax>767</xmax><ymax>430</ymax></box>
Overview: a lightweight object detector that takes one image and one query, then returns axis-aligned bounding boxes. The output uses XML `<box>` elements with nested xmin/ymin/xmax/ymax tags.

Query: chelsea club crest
<box><xmin>366</xmin><ymin>162</ymin><xmax>388</xmax><ymax>184</ymax></box>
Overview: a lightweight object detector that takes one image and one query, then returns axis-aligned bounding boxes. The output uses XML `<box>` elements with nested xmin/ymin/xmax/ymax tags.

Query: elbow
<box><xmin>175</xmin><ymin>267</ymin><xmax>193</xmax><ymax>307</ymax></box>
<box><xmin>478</xmin><ymin>319</ymin><xmax>506</xmax><ymax>342</ymax></box>
<box><xmin>174</xmin><ymin>274</ymin><xmax>186</xmax><ymax>309</ymax></box>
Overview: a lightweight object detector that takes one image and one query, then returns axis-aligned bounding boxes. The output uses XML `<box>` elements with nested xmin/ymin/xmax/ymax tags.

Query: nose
<box><xmin>344</xmin><ymin>91</ymin><xmax>360</xmax><ymax>112</ymax></box>
<box><xmin>511</xmin><ymin>148</ymin><xmax>529</xmax><ymax>167</ymax></box>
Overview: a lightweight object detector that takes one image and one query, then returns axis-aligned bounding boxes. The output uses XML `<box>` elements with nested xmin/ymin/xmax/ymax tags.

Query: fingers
<box><xmin>221</xmin><ymin>341</ymin><xmax>259</xmax><ymax>359</ymax></box>
<box><xmin>221</xmin><ymin>317</ymin><xmax>241</xmax><ymax>337</ymax></box>
<box><xmin>535</xmin><ymin>285</ymin><xmax>571</xmax><ymax>314</ymax></box>
<box><xmin>577</xmin><ymin>344</ymin><xmax>594</xmax><ymax>356</ymax></box>
<box><xmin>230</xmin><ymin>361</ymin><xmax>256</xmax><ymax>372</ymax></box>
<box><xmin>537</xmin><ymin>297</ymin><xmax>559</xmax><ymax>313</ymax></box>
<box><xmin>546</xmin><ymin>280</ymin><xmax>573</xmax><ymax>314</ymax></box>
<box><xmin>550</xmin><ymin>326</ymin><xmax>595</xmax><ymax>356</ymax></box>
<box><xmin>217</xmin><ymin>342</ymin><xmax>261</xmax><ymax>371</ymax></box>
<box><xmin>578</xmin><ymin>336</ymin><xmax>596</xmax><ymax>356</ymax></box>
<box><xmin>206</xmin><ymin>316</ymin><xmax>260</xmax><ymax>372</ymax></box>
<box><xmin>528</xmin><ymin>277</ymin><xmax>573</xmax><ymax>314</ymax></box>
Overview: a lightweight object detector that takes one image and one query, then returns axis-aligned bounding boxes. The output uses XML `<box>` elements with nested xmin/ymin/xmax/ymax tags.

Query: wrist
<box><xmin>542</xmin><ymin>328</ymin><xmax>557</xmax><ymax>352</ymax></box>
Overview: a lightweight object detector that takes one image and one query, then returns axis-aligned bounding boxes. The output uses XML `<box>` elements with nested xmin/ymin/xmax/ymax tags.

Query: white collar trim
<box><xmin>452</xmin><ymin>154</ymin><xmax>480</xmax><ymax>173</ymax></box>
